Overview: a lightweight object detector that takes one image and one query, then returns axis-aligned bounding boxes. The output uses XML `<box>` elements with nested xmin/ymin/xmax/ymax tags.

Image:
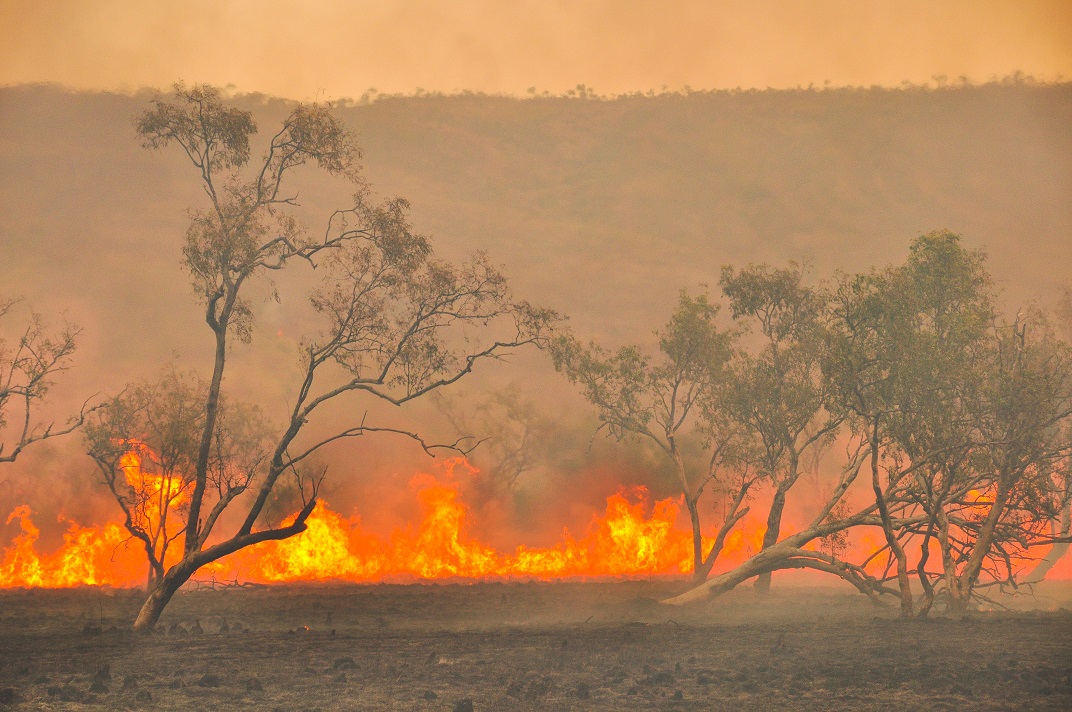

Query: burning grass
<box><xmin>2</xmin><ymin>457</ymin><xmax>776</xmax><ymax>589</ymax></box>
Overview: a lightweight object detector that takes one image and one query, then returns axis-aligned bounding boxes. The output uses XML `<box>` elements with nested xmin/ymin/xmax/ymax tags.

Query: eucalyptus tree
<box><xmin>118</xmin><ymin>84</ymin><xmax>555</xmax><ymax>631</ymax></box>
<box><xmin>85</xmin><ymin>369</ymin><xmax>270</xmax><ymax>590</ymax></box>
<box><xmin>1024</xmin><ymin>288</ymin><xmax>1072</xmax><ymax>583</ymax></box>
<box><xmin>434</xmin><ymin>386</ymin><xmax>555</xmax><ymax>503</ymax></box>
<box><xmin>552</xmin><ymin>292</ymin><xmax>752</xmax><ymax>582</ymax></box>
<box><xmin>719</xmin><ymin>262</ymin><xmax>842</xmax><ymax>593</ymax></box>
<box><xmin>666</xmin><ymin>235</ymin><xmax>1072</xmax><ymax>609</ymax></box>
<box><xmin>866</xmin><ymin>232</ymin><xmax>1011</xmax><ymax>616</ymax></box>
<box><xmin>824</xmin><ymin>269</ymin><xmax>919</xmax><ymax>615</ymax></box>
<box><xmin>940</xmin><ymin>312</ymin><xmax>1072</xmax><ymax>612</ymax></box>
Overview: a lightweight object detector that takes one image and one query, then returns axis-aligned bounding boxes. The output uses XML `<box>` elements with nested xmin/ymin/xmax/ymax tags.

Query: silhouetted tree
<box><xmin>0</xmin><ymin>298</ymin><xmax>90</xmax><ymax>464</ymax></box>
<box><xmin>114</xmin><ymin>84</ymin><xmax>555</xmax><ymax>631</ymax></box>
<box><xmin>553</xmin><ymin>291</ymin><xmax>753</xmax><ymax>582</ymax></box>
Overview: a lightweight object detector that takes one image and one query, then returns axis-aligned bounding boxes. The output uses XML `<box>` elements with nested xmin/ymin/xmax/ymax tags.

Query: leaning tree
<box><xmin>665</xmin><ymin>233</ymin><xmax>1072</xmax><ymax>613</ymax></box>
<box><xmin>101</xmin><ymin>84</ymin><xmax>555</xmax><ymax>631</ymax></box>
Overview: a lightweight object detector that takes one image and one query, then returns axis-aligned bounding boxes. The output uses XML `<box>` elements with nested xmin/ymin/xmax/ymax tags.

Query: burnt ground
<box><xmin>1</xmin><ymin>580</ymin><xmax>1071</xmax><ymax>710</ymax></box>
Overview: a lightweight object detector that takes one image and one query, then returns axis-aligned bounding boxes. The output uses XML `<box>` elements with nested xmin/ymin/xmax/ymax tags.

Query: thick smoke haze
<box><xmin>1</xmin><ymin>81</ymin><xmax>1070</xmax><ymax>550</ymax></box>
<box><xmin>1</xmin><ymin>1</ymin><xmax>1071</xmax><ymax>97</ymax></box>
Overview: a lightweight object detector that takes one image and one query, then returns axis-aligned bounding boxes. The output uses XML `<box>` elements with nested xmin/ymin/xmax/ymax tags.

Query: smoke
<box><xmin>1</xmin><ymin>1</ymin><xmax>1070</xmax><ymax>97</ymax></box>
<box><xmin>2</xmin><ymin>82</ymin><xmax>1070</xmax><ymax>553</ymax></box>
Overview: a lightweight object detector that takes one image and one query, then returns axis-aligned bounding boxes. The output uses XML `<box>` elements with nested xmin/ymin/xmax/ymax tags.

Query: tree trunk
<box><xmin>948</xmin><ymin>483</ymin><xmax>1012</xmax><ymax>615</ymax></box>
<box><xmin>754</xmin><ymin>487</ymin><xmax>787</xmax><ymax>594</ymax></box>
<box><xmin>916</xmin><ymin>521</ymin><xmax>936</xmax><ymax>618</ymax></box>
<box><xmin>132</xmin><ymin>563</ymin><xmax>196</xmax><ymax>633</ymax></box>
<box><xmin>935</xmin><ymin>508</ymin><xmax>959</xmax><ymax>610</ymax></box>
<box><xmin>669</xmin><ymin>544</ymin><xmax>786</xmax><ymax>604</ymax></box>
<box><xmin>869</xmin><ymin>424</ymin><xmax>913</xmax><ymax>617</ymax></box>
<box><xmin>685</xmin><ymin>495</ymin><xmax>711</xmax><ymax>583</ymax></box>
<box><xmin>186</xmin><ymin>319</ymin><xmax>229</xmax><ymax>555</ymax></box>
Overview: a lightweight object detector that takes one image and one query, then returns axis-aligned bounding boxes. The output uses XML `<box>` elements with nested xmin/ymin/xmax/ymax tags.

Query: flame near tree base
<box><xmin>1</xmin><ymin>459</ymin><xmax>772</xmax><ymax>588</ymax></box>
<box><xmin>4</xmin><ymin>458</ymin><xmax>1069</xmax><ymax>589</ymax></box>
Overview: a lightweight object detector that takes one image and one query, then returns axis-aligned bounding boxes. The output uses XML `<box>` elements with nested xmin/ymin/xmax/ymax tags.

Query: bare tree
<box><xmin>552</xmin><ymin>291</ymin><xmax>753</xmax><ymax>582</ymax></box>
<box><xmin>0</xmin><ymin>298</ymin><xmax>90</xmax><ymax>464</ymax></box>
<box><xmin>115</xmin><ymin>84</ymin><xmax>555</xmax><ymax>631</ymax></box>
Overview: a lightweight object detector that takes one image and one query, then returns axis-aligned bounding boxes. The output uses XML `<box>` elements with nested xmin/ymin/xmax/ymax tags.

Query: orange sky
<box><xmin>1</xmin><ymin>0</ymin><xmax>1070</xmax><ymax>99</ymax></box>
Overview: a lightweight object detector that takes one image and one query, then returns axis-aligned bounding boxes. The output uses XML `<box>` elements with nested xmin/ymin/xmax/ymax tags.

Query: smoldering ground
<box><xmin>2</xmin><ymin>581</ymin><xmax>1071</xmax><ymax>710</ymax></box>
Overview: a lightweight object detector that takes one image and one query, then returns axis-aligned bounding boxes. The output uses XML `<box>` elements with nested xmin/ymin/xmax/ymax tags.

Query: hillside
<box><xmin>1</xmin><ymin>81</ymin><xmax>1070</xmax><ymax>531</ymax></box>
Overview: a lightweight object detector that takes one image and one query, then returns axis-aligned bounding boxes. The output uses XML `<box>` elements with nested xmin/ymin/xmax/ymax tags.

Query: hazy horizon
<box><xmin>2</xmin><ymin>1</ymin><xmax>1071</xmax><ymax>99</ymax></box>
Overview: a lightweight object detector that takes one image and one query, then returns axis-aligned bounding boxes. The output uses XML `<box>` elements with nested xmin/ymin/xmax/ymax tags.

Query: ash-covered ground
<box><xmin>1</xmin><ymin>580</ymin><xmax>1071</xmax><ymax>710</ymax></box>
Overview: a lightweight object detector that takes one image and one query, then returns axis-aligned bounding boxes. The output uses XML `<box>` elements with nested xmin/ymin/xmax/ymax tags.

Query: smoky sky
<box><xmin>1</xmin><ymin>0</ymin><xmax>1071</xmax><ymax>98</ymax></box>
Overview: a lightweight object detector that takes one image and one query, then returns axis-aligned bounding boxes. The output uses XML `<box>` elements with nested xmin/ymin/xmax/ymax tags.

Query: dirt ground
<box><xmin>1</xmin><ymin>580</ymin><xmax>1071</xmax><ymax>711</ymax></box>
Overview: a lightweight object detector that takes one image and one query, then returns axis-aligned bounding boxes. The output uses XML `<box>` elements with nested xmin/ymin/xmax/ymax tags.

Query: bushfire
<box><xmin>3</xmin><ymin>455</ymin><xmax>1068</xmax><ymax>589</ymax></box>
<box><xmin>0</xmin><ymin>452</ymin><xmax>772</xmax><ymax>587</ymax></box>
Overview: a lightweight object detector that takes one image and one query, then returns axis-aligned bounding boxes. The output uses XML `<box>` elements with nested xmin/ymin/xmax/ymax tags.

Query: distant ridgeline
<box><xmin>2</xmin><ymin>80</ymin><xmax>1069</xmax><ymax>356</ymax></box>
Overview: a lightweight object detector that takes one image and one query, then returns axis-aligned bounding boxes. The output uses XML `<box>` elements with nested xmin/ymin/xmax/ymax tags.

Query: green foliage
<box><xmin>136</xmin><ymin>83</ymin><xmax>363</xmax><ymax>343</ymax></box>
<box><xmin>551</xmin><ymin>291</ymin><xmax>733</xmax><ymax>443</ymax></box>
<box><xmin>719</xmin><ymin>262</ymin><xmax>836</xmax><ymax>481</ymax></box>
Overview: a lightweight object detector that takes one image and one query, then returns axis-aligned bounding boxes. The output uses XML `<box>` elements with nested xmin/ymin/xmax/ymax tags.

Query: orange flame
<box><xmin>0</xmin><ymin>506</ymin><xmax>143</xmax><ymax>587</ymax></box>
<box><xmin>5</xmin><ymin>456</ymin><xmax>1067</xmax><ymax>588</ymax></box>
<box><xmin>228</xmin><ymin>476</ymin><xmax>705</xmax><ymax>583</ymax></box>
